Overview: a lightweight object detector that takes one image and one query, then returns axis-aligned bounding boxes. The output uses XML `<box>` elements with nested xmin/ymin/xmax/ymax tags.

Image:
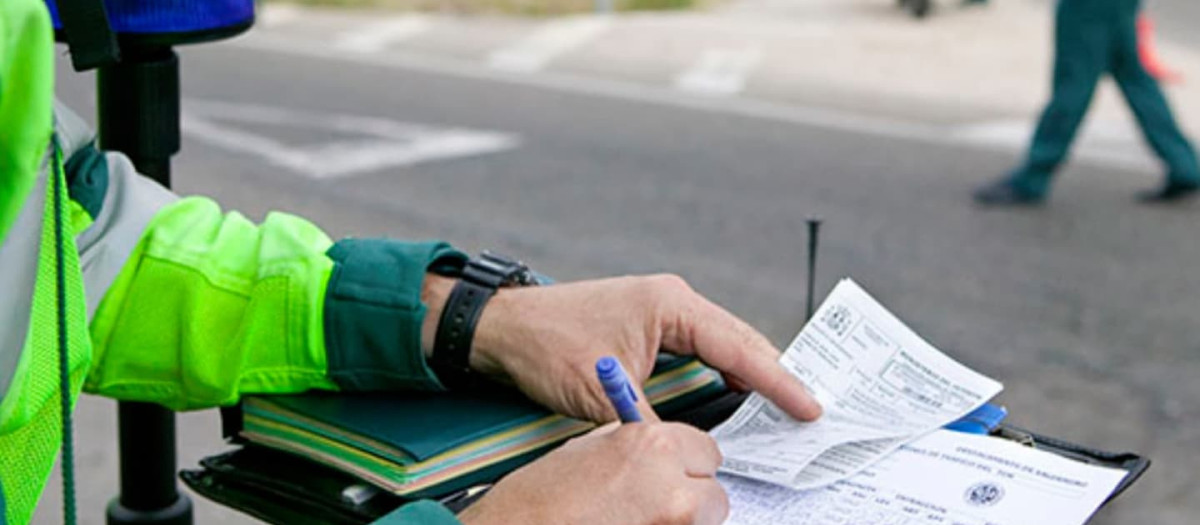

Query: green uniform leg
<box><xmin>1009</xmin><ymin>0</ymin><xmax>1110</xmax><ymax>197</ymax></box>
<box><xmin>1110</xmin><ymin>0</ymin><xmax>1200</xmax><ymax>185</ymax></box>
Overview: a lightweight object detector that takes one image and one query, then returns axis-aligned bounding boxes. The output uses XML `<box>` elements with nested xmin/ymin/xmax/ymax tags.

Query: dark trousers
<box><xmin>1011</xmin><ymin>0</ymin><xmax>1200</xmax><ymax>196</ymax></box>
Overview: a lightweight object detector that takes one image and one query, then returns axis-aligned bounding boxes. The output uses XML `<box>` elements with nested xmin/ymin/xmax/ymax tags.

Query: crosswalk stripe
<box><xmin>952</xmin><ymin>118</ymin><xmax>1154</xmax><ymax>170</ymax></box>
<box><xmin>488</xmin><ymin>16</ymin><xmax>612</xmax><ymax>72</ymax></box>
<box><xmin>257</xmin><ymin>3</ymin><xmax>302</xmax><ymax>28</ymax></box>
<box><xmin>674</xmin><ymin>46</ymin><xmax>763</xmax><ymax>96</ymax></box>
<box><xmin>334</xmin><ymin>15</ymin><xmax>433</xmax><ymax>53</ymax></box>
<box><xmin>182</xmin><ymin>98</ymin><xmax>520</xmax><ymax>179</ymax></box>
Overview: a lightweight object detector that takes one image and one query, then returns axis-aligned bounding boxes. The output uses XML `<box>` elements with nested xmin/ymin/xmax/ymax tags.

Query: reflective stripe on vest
<box><xmin>0</xmin><ymin>143</ymin><xmax>91</xmax><ymax>525</ymax></box>
<box><xmin>0</xmin><ymin>164</ymin><xmax>44</xmax><ymax>402</ymax></box>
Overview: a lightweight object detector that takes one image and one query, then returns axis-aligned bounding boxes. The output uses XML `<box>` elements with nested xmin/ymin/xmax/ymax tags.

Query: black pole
<box><xmin>97</xmin><ymin>44</ymin><xmax>192</xmax><ymax>525</ymax></box>
<box><xmin>805</xmin><ymin>217</ymin><xmax>822</xmax><ymax>322</ymax></box>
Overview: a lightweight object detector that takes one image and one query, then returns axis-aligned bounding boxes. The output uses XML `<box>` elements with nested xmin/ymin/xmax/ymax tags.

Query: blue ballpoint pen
<box><xmin>596</xmin><ymin>356</ymin><xmax>643</xmax><ymax>423</ymax></box>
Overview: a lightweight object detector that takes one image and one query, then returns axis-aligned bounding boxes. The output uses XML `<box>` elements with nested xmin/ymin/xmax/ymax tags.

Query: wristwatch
<box><xmin>430</xmin><ymin>251</ymin><xmax>539</xmax><ymax>389</ymax></box>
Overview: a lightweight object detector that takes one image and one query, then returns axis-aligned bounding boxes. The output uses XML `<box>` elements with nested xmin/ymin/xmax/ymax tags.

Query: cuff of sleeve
<box><xmin>324</xmin><ymin>238</ymin><xmax>467</xmax><ymax>391</ymax></box>
<box><xmin>373</xmin><ymin>500</ymin><xmax>463</xmax><ymax>525</ymax></box>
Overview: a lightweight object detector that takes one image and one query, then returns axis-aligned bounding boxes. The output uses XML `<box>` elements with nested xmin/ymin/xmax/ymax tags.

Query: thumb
<box><xmin>595</xmin><ymin>356</ymin><xmax>661</xmax><ymax>423</ymax></box>
<box><xmin>587</xmin><ymin>421</ymin><xmax>623</xmax><ymax>437</ymax></box>
<box><xmin>591</xmin><ymin>382</ymin><xmax>660</xmax><ymax>423</ymax></box>
<box><xmin>633</xmin><ymin>384</ymin><xmax>662</xmax><ymax>423</ymax></box>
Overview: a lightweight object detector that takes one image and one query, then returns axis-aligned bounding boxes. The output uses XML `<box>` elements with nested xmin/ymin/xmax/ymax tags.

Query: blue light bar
<box><xmin>46</xmin><ymin>0</ymin><xmax>254</xmax><ymax>36</ymax></box>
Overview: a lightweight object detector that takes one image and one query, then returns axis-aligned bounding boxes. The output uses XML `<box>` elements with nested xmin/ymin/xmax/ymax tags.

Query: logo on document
<box><xmin>964</xmin><ymin>482</ymin><xmax>1005</xmax><ymax>507</ymax></box>
<box><xmin>821</xmin><ymin>305</ymin><xmax>854</xmax><ymax>337</ymax></box>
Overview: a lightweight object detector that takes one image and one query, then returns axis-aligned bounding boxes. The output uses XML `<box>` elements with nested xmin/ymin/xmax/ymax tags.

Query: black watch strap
<box><xmin>430</xmin><ymin>279</ymin><xmax>495</xmax><ymax>389</ymax></box>
<box><xmin>430</xmin><ymin>252</ymin><xmax>536</xmax><ymax>389</ymax></box>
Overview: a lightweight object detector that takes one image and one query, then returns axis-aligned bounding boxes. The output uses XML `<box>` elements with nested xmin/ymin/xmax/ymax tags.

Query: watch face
<box><xmin>475</xmin><ymin>251</ymin><xmax>539</xmax><ymax>287</ymax></box>
<box><xmin>506</xmin><ymin>268</ymin><xmax>539</xmax><ymax>287</ymax></box>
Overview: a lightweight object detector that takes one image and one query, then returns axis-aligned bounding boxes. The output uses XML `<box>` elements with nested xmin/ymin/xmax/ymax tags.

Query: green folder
<box><xmin>240</xmin><ymin>356</ymin><xmax>726</xmax><ymax>500</ymax></box>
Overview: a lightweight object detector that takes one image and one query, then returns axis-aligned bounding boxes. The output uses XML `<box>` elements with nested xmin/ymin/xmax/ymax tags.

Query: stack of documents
<box><xmin>721</xmin><ymin>429</ymin><xmax>1129</xmax><ymax>525</ymax></box>
<box><xmin>240</xmin><ymin>357</ymin><xmax>724</xmax><ymax>499</ymax></box>
<box><xmin>713</xmin><ymin>279</ymin><xmax>1130</xmax><ymax>525</ymax></box>
<box><xmin>713</xmin><ymin>279</ymin><xmax>1005</xmax><ymax>490</ymax></box>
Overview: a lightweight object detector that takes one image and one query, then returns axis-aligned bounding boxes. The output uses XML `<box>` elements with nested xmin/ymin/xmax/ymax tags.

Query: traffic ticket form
<box><xmin>721</xmin><ymin>429</ymin><xmax>1128</xmax><ymax>525</ymax></box>
<box><xmin>711</xmin><ymin>279</ymin><xmax>1004</xmax><ymax>490</ymax></box>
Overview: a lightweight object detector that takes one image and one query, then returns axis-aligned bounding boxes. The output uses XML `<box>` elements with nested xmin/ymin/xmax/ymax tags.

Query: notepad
<box><xmin>240</xmin><ymin>356</ymin><xmax>726</xmax><ymax>499</ymax></box>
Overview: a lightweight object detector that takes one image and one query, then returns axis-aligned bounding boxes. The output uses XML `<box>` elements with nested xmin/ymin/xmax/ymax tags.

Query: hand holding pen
<box><xmin>459</xmin><ymin>356</ymin><xmax>728</xmax><ymax>525</ymax></box>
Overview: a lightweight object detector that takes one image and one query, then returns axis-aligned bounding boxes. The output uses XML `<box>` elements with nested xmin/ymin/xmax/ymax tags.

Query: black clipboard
<box><xmin>183</xmin><ymin>391</ymin><xmax>1149</xmax><ymax>525</ymax></box>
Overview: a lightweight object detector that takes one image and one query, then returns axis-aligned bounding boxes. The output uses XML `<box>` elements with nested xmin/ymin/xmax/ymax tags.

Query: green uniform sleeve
<box><xmin>371</xmin><ymin>500</ymin><xmax>463</xmax><ymax>525</ymax></box>
<box><xmin>323</xmin><ymin>238</ymin><xmax>465</xmax><ymax>391</ymax></box>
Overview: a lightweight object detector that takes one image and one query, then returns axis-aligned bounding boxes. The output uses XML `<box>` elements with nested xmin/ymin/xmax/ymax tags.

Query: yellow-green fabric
<box><xmin>0</xmin><ymin>0</ymin><xmax>52</xmax><ymax>240</ymax></box>
<box><xmin>86</xmin><ymin>197</ymin><xmax>340</xmax><ymax>409</ymax></box>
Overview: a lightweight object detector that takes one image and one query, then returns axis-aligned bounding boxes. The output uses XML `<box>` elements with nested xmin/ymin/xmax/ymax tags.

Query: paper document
<box><xmin>712</xmin><ymin>279</ymin><xmax>1003</xmax><ymax>489</ymax></box>
<box><xmin>722</xmin><ymin>429</ymin><xmax>1128</xmax><ymax>525</ymax></box>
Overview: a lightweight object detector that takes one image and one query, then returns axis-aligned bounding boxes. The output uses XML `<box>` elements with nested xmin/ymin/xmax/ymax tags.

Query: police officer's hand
<box><xmin>425</xmin><ymin>274</ymin><xmax>821</xmax><ymax>424</ymax></box>
<box><xmin>457</xmin><ymin>422</ymin><xmax>728</xmax><ymax>525</ymax></box>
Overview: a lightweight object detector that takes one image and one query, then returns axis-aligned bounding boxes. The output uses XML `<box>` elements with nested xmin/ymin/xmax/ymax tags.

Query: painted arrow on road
<box><xmin>182</xmin><ymin>99</ymin><xmax>520</xmax><ymax>179</ymax></box>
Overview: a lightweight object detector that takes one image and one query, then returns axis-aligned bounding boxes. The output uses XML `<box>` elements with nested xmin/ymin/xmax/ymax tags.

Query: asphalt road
<box><xmin>41</xmin><ymin>21</ymin><xmax>1200</xmax><ymax>525</ymax></box>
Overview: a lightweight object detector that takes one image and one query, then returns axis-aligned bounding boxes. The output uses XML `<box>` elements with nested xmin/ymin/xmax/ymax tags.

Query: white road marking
<box><xmin>230</xmin><ymin>33</ymin><xmax>1158</xmax><ymax>171</ymax></box>
<box><xmin>952</xmin><ymin>118</ymin><xmax>1155</xmax><ymax>172</ymax></box>
<box><xmin>238</xmin><ymin>33</ymin><xmax>940</xmax><ymax>140</ymax></box>
<box><xmin>181</xmin><ymin>99</ymin><xmax>520</xmax><ymax>179</ymax></box>
<box><xmin>257</xmin><ymin>3</ymin><xmax>302</xmax><ymax>28</ymax></box>
<box><xmin>334</xmin><ymin>15</ymin><xmax>433</xmax><ymax>53</ymax></box>
<box><xmin>488</xmin><ymin>16</ymin><xmax>612</xmax><ymax>72</ymax></box>
<box><xmin>674</xmin><ymin>46</ymin><xmax>762</xmax><ymax>96</ymax></box>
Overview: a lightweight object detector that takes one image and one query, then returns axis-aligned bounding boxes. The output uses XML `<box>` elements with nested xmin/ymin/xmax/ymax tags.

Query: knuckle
<box><xmin>643</xmin><ymin>425</ymin><xmax>678</xmax><ymax>455</ymax></box>
<box><xmin>621</xmin><ymin>424</ymin><xmax>678</xmax><ymax>457</ymax></box>
<box><xmin>615</xmin><ymin>424</ymin><xmax>650</xmax><ymax>450</ymax></box>
<box><xmin>662</xmin><ymin>488</ymin><xmax>698</xmax><ymax>525</ymax></box>
<box><xmin>679</xmin><ymin>425</ymin><xmax>722</xmax><ymax>463</ymax></box>
<box><xmin>650</xmin><ymin>273</ymin><xmax>692</xmax><ymax>294</ymax></box>
<box><xmin>667</xmin><ymin>421</ymin><xmax>706</xmax><ymax>442</ymax></box>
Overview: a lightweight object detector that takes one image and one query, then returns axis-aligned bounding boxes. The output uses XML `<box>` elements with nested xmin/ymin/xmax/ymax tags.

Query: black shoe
<box><xmin>1137</xmin><ymin>181</ymin><xmax>1200</xmax><ymax>203</ymax></box>
<box><xmin>972</xmin><ymin>179</ymin><xmax>1044</xmax><ymax>206</ymax></box>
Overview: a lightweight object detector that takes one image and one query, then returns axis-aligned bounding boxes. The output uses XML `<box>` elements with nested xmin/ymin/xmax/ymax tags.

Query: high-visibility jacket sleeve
<box><xmin>55</xmin><ymin>104</ymin><xmax>467</xmax><ymax>410</ymax></box>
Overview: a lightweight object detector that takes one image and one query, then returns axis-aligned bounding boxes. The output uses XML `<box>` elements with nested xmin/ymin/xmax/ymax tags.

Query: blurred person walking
<box><xmin>973</xmin><ymin>0</ymin><xmax>1200</xmax><ymax>205</ymax></box>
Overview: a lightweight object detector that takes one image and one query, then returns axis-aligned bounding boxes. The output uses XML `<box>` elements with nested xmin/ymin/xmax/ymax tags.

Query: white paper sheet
<box><xmin>712</xmin><ymin>279</ymin><xmax>1004</xmax><ymax>489</ymax></box>
<box><xmin>722</xmin><ymin>429</ymin><xmax>1129</xmax><ymax>525</ymax></box>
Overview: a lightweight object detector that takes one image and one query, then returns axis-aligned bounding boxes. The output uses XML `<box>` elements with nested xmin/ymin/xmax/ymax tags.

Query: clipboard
<box><xmin>182</xmin><ymin>391</ymin><xmax>1150</xmax><ymax>525</ymax></box>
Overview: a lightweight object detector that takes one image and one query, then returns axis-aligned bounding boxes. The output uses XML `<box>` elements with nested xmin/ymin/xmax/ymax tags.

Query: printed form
<box><xmin>712</xmin><ymin>279</ymin><xmax>1004</xmax><ymax>490</ymax></box>
<box><xmin>721</xmin><ymin>429</ymin><xmax>1128</xmax><ymax>525</ymax></box>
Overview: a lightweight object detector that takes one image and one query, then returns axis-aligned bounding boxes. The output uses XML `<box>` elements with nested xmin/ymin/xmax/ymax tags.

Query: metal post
<box><xmin>805</xmin><ymin>217</ymin><xmax>822</xmax><ymax>322</ymax></box>
<box><xmin>97</xmin><ymin>44</ymin><xmax>192</xmax><ymax>525</ymax></box>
